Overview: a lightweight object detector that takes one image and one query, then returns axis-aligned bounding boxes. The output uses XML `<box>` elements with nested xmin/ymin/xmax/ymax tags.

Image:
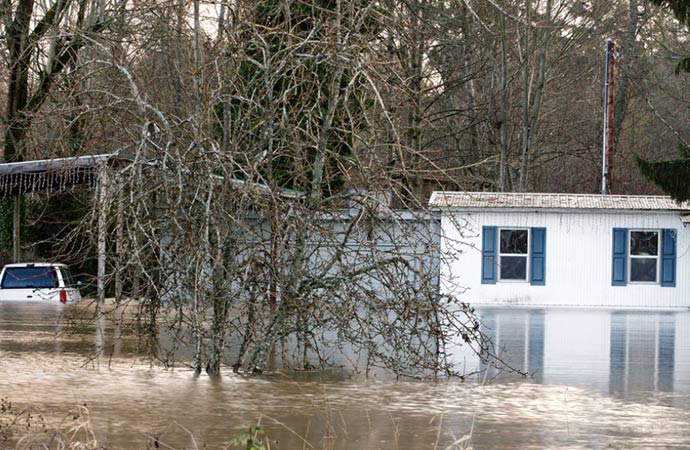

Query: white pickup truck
<box><xmin>0</xmin><ymin>263</ymin><xmax>82</xmax><ymax>303</ymax></box>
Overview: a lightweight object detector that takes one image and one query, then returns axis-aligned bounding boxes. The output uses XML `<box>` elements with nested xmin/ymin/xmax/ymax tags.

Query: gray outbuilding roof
<box><xmin>429</xmin><ymin>191</ymin><xmax>690</xmax><ymax>212</ymax></box>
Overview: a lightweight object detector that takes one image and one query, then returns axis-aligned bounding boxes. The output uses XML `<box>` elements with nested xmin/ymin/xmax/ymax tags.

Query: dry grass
<box><xmin>2</xmin><ymin>402</ymin><xmax>99</xmax><ymax>450</ymax></box>
<box><xmin>2</xmin><ymin>396</ymin><xmax>478</xmax><ymax>450</ymax></box>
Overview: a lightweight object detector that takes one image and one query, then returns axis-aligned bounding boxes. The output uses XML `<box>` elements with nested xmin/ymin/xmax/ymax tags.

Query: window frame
<box><xmin>498</xmin><ymin>227</ymin><xmax>530</xmax><ymax>282</ymax></box>
<box><xmin>628</xmin><ymin>229</ymin><xmax>661</xmax><ymax>284</ymax></box>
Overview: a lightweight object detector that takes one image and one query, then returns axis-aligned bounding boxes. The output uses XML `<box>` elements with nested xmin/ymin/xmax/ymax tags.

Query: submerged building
<box><xmin>430</xmin><ymin>192</ymin><xmax>690</xmax><ymax>309</ymax></box>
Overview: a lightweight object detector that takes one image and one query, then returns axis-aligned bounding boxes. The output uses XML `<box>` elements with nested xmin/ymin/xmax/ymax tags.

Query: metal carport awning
<box><xmin>0</xmin><ymin>153</ymin><xmax>134</xmax><ymax>304</ymax></box>
<box><xmin>0</xmin><ymin>153</ymin><xmax>133</xmax><ymax>198</ymax></box>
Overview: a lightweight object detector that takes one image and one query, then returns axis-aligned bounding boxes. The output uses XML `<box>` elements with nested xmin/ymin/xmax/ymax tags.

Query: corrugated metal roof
<box><xmin>429</xmin><ymin>192</ymin><xmax>690</xmax><ymax>212</ymax></box>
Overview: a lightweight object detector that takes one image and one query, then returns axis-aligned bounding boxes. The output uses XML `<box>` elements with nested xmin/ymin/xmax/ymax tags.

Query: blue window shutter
<box><xmin>661</xmin><ymin>229</ymin><xmax>676</xmax><ymax>287</ymax></box>
<box><xmin>530</xmin><ymin>228</ymin><xmax>546</xmax><ymax>286</ymax></box>
<box><xmin>612</xmin><ymin>228</ymin><xmax>628</xmax><ymax>286</ymax></box>
<box><xmin>481</xmin><ymin>226</ymin><xmax>497</xmax><ymax>284</ymax></box>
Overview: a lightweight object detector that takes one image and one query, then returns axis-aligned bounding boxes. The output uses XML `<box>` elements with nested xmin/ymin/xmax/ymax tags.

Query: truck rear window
<box><xmin>1</xmin><ymin>267</ymin><xmax>59</xmax><ymax>289</ymax></box>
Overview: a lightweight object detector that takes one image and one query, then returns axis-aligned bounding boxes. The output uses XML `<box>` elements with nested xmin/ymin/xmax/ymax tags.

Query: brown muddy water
<box><xmin>0</xmin><ymin>303</ymin><xmax>689</xmax><ymax>449</ymax></box>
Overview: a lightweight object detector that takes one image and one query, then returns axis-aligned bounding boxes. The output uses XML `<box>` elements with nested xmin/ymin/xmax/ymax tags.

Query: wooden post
<box><xmin>12</xmin><ymin>197</ymin><xmax>20</xmax><ymax>262</ymax></box>
<box><xmin>97</xmin><ymin>166</ymin><xmax>109</xmax><ymax>308</ymax></box>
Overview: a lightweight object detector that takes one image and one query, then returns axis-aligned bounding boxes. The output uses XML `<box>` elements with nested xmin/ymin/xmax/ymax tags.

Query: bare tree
<box><xmin>9</xmin><ymin>0</ymin><xmax>690</xmax><ymax>380</ymax></box>
<box><xmin>32</xmin><ymin>0</ymin><xmax>488</xmax><ymax>378</ymax></box>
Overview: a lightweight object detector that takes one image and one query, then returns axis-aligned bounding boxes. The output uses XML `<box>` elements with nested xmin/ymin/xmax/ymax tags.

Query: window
<box><xmin>481</xmin><ymin>227</ymin><xmax>546</xmax><ymax>285</ymax></box>
<box><xmin>612</xmin><ymin>228</ymin><xmax>676</xmax><ymax>287</ymax></box>
<box><xmin>629</xmin><ymin>230</ymin><xmax>659</xmax><ymax>283</ymax></box>
<box><xmin>1</xmin><ymin>267</ymin><xmax>58</xmax><ymax>289</ymax></box>
<box><xmin>499</xmin><ymin>229</ymin><xmax>529</xmax><ymax>280</ymax></box>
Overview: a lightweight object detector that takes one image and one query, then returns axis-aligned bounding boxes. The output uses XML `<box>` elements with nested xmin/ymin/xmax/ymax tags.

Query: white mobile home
<box><xmin>431</xmin><ymin>192</ymin><xmax>690</xmax><ymax>309</ymax></box>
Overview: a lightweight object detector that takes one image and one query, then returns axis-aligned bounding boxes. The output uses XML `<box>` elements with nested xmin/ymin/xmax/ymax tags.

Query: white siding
<box><xmin>440</xmin><ymin>209</ymin><xmax>690</xmax><ymax>308</ymax></box>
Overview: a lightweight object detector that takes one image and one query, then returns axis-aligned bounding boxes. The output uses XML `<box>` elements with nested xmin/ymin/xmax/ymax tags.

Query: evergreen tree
<box><xmin>636</xmin><ymin>146</ymin><xmax>690</xmax><ymax>201</ymax></box>
<box><xmin>636</xmin><ymin>0</ymin><xmax>690</xmax><ymax>201</ymax></box>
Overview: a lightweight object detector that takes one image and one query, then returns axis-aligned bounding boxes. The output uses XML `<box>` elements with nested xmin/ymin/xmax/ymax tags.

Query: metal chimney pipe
<box><xmin>601</xmin><ymin>39</ymin><xmax>615</xmax><ymax>195</ymax></box>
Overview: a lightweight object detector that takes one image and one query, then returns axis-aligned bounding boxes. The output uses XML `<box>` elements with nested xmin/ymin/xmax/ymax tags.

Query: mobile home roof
<box><xmin>429</xmin><ymin>192</ymin><xmax>690</xmax><ymax>212</ymax></box>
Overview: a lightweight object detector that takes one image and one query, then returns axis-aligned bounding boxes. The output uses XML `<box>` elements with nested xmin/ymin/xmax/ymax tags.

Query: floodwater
<box><xmin>1</xmin><ymin>304</ymin><xmax>689</xmax><ymax>449</ymax></box>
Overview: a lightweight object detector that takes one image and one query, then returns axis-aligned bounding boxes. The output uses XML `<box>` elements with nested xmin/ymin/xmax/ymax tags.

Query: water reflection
<box><xmin>0</xmin><ymin>304</ymin><xmax>689</xmax><ymax>449</ymax></box>
<box><xmin>610</xmin><ymin>312</ymin><xmax>676</xmax><ymax>394</ymax></box>
<box><xmin>458</xmin><ymin>308</ymin><xmax>690</xmax><ymax>395</ymax></box>
<box><xmin>480</xmin><ymin>310</ymin><xmax>545</xmax><ymax>382</ymax></box>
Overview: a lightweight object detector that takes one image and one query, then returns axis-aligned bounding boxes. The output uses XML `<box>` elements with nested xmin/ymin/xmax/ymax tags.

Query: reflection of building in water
<box><xmin>542</xmin><ymin>309</ymin><xmax>611</xmax><ymax>391</ymax></box>
<box><xmin>479</xmin><ymin>310</ymin><xmax>544</xmax><ymax>381</ymax></box>
<box><xmin>453</xmin><ymin>308</ymin><xmax>690</xmax><ymax>394</ymax></box>
<box><xmin>610</xmin><ymin>312</ymin><xmax>676</xmax><ymax>394</ymax></box>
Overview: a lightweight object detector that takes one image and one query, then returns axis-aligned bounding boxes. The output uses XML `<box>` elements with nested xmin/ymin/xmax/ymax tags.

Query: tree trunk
<box><xmin>519</xmin><ymin>0</ymin><xmax>552</xmax><ymax>192</ymax></box>
<box><xmin>498</xmin><ymin>5</ymin><xmax>509</xmax><ymax>192</ymax></box>
<box><xmin>613</xmin><ymin>0</ymin><xmax>640</xmax><ymax>147</ymax></box>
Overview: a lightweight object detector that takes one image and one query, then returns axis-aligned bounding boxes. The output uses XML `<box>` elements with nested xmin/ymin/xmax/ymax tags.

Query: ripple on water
<box><xmin>0</xmin><ymin>305</ymin><xmax>689</xmax><ymax>449</ymax></box>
